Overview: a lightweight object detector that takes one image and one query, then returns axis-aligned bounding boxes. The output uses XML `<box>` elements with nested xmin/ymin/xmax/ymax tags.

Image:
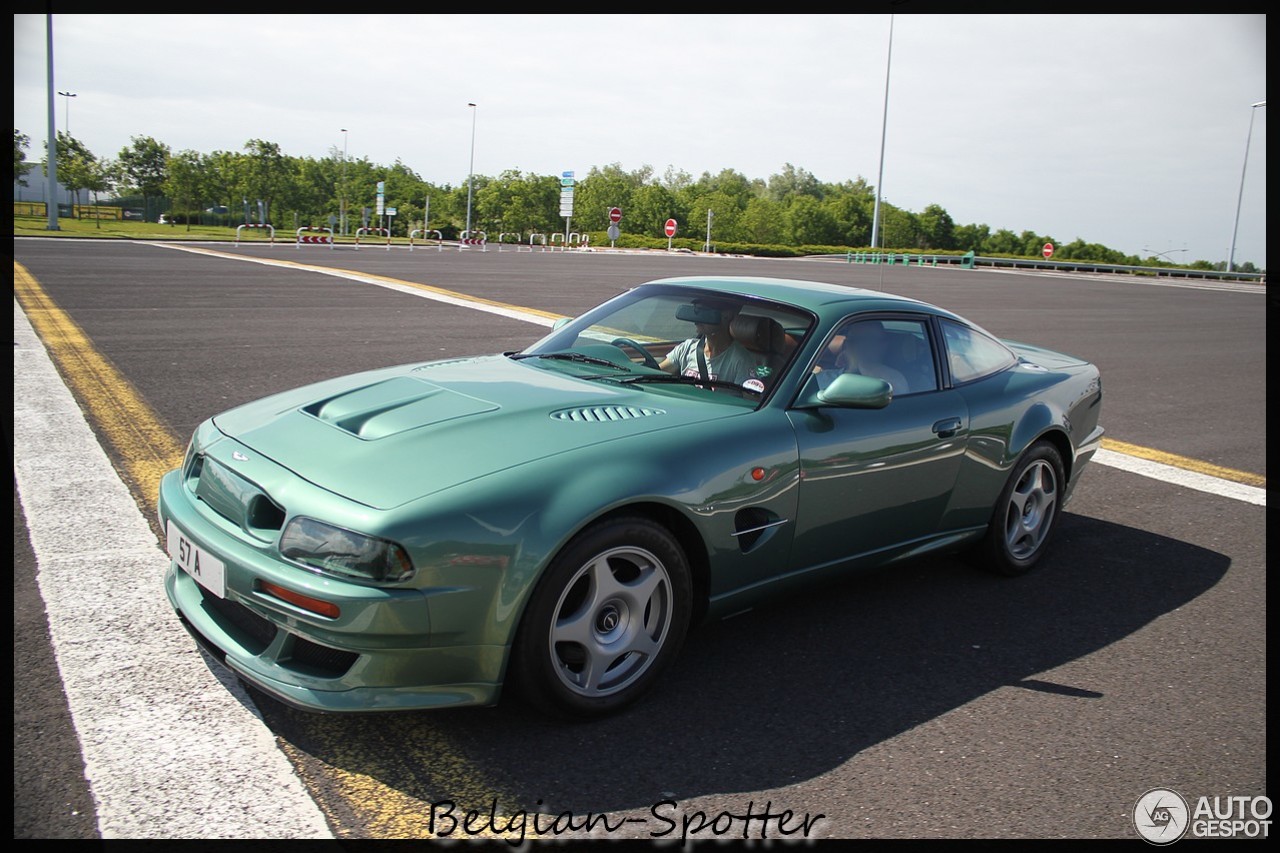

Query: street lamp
<box><xmin>465</xmin><ymin>103</ymin><xmax>477</xmax><ymax>240</ymax></box>
<box><xmin>339</xmin><ymin>128</ymin><xmax>348</xmax><ymax>236</ymax></box>
<box><xmin>870</xmin><ymin>14</ymin><xmax>893</xmax><ymax>250</ymax></box>
<box><xmin>1143</xmin><ymin>247</ymin><xmax>1188</xmax><ymax>263</ymax></box>
<box><xmin>1227</xmin><ymin>100</ymin><xmax>1265</xmax><ymax>273</ymax></box>
<box><xmin>57</xmin><ymin>90</ymin><xmax>76</xmax><ymax>135</ymax></box>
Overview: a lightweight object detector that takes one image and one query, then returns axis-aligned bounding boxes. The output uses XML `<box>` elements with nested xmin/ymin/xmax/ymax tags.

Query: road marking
<box><xmin>1093</xmin><ymin>448</ymin><xmax>1265</xmax><ymax>507</ymax></box>
<box><xmin>1100</xmin><ymin>438</ymin><xmax>1265</xmax><ymax>488</ymax></box>
<box><xmin>11</xmin><ymin>251</ymin><xmax>1265</xmax><ymax>837</ymax></box>
<box><xmin>155</xmin><ymin>242</ymin><xmax>567</xmax><ymax>326</ymax></box>
<box><xmin>13</xmin><ymin>260</ymin><xmax>518</xmax><ymax>839</ymax></box>
<box><xmin>13</xmin><ymin>262</ymin><xmax>186</xmax><ymax>510</ymax></box>
<box><xmin>12</xmin><ymin>266</ymin><xmax>332</xmax><ymax>839</ymax></box>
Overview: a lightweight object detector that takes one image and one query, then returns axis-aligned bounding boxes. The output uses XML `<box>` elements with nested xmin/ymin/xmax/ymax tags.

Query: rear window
<box><xmin>940</xmin><ymin>319</ymin><xmax>1016</xmax><ymax>384</ymax></box>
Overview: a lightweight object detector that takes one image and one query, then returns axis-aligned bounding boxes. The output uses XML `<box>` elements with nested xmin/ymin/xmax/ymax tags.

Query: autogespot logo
<box><xmin>1134</xmin><ymin>788</ymin><xmax>1190</xmax><ymax>845</ymax></box>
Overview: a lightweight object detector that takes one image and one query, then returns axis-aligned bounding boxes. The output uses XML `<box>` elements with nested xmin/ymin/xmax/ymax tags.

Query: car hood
<box><xmin>212</xmin><ymin>355</ymin><xmax>745</xmax><ymax>509</ymax></box>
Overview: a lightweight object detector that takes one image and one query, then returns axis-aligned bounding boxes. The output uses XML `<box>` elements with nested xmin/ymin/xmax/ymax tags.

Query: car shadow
<box><xmin>252</xmin><ymin>510</ymin><xmax>1228</xmax><ymax>819</ymax></box>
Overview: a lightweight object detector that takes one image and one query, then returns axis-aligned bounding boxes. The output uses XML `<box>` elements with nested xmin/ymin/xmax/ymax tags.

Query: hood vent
<box><xmin>551</xmin><ymin>406</ymin><xmax>666</xmax><ymax>423</ymax></box>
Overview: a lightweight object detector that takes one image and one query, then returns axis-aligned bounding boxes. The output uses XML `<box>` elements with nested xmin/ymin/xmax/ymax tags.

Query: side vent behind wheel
<box><xmin>733</xmin><ymin>507</ymin><xmax>787</xmax><ymax>553</ymax></box>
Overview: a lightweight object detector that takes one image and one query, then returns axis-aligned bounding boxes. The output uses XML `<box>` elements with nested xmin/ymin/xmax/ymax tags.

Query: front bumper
<box><xmin>159</xmin><ymin>468</ymin><xmax>506</xmax><ymax>712</ymax></box>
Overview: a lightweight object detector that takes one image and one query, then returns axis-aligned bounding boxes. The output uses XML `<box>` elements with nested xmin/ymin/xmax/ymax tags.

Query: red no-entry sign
<box><xmin>609</xmin><ymin>207</ymin><xmax>622</xmax><ymax>223</ymax></box>
<box><xmin>664</xmin><ymin>219</ymin><xmax>678</xmax><ymax>237</ymax></box>
<box><xmin>1042</xmin><ymin>242</ymin><xmax>1055</xmax><ymax>259</ymax></box>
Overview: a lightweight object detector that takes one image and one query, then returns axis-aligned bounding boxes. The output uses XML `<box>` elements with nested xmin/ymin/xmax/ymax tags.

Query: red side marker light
<box><xmin>751</xmin><ymin>467</ymin><xmax>766</xmax><ymax>481</ymax></box>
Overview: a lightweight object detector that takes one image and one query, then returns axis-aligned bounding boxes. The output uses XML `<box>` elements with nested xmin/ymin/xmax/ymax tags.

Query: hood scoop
<box><xmin>302</xmin><ymin>376</ymin><xmax>498</xmax><ymax>440</ymax></box>
<box><xmin>551</xmin><ymin>405</ymin><xmax>666</xmax><ymax>423</ymax></box>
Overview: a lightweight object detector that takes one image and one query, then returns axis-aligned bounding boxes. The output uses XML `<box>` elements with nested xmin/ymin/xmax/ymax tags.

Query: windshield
<box><xmin>518</xmin><ymin>284</ymin><xmax>816</xmax><ymax>405</ymax></box>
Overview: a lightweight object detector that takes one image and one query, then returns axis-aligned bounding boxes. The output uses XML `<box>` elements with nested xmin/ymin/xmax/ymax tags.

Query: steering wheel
<box><xmin>609</xmin><ymin>337</ymin><xmax>661</xmax><ymax>370</ymax></box>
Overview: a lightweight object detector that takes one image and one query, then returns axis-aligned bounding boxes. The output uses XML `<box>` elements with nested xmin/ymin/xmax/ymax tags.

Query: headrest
<box><xmin>731</xmin><ymin>315</ymin><xmax>785</xmax><ymax>353</ymax></box>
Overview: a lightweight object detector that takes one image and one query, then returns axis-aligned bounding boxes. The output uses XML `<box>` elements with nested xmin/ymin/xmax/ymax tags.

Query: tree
<box><xmin>118</xmin><ymin>136</ymin><xmax>170</xmax><ymax>221</ymax></box>
<box><xmin>44</xmin><ymin>132</ymin><xmax>98</xmax><ymax>211</ymax></box>
<box><xmin>767</xmin><ymin>163</ymin><xmax>822</xmax><ymax>202</ymax></box>
<box><xmin>242</xmin><ymin>139</ymin><xmax>290</xmax><ymax>223</ymax></box>
<box><xmin>14</xmin><ymin>129</ymin><xmax>33</xmax><ymax>186</ymax></box>
<box><xmin>917</xmin><ymin>204</ymin><xmax>957</xmax><ymax>250</ymax></box>
<box><xmin>164</xmin><ymin>150</ymin><xmax>207</xmax><ymax>231</ymax></box>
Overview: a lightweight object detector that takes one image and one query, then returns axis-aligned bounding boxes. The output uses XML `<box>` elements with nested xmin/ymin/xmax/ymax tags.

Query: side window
<box><xmin>940</xmin><ymin>319</ymin><xmax>1016</xmax><ymax>384</ymax></box>
<box><xmin>818</xmin><ymin>317</ymin><xmax>938</xmax><ymax>396</ymax></box>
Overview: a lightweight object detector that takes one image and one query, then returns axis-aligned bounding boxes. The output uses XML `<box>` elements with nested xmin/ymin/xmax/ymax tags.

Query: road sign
<box><xmin>1042</xmin><ymin>242</ymin><xmax>1054</xmax><ymax>259</ymax></box>
<box><xmin>664</xmin><ymin>219</ymin><xmax>678</xmax><ymax>237</ymax></box>
<box><xmin>607</xmin><ymin>224</ymin><xmax>620</xmax><ymax>242</ymax></box>
<box><xmin>609</xmin><ymin>207</ymin><xmax>622</xmax><ymax>223</ymax></box>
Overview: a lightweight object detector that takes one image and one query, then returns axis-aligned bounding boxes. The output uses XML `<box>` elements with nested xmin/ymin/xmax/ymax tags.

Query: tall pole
<box><xmin>339</xmin><ymin>128</ymin><xmax>348</xmax><ymax>236</ymax></box>
<box><xmin>870</xmin><ymin>14</ymin><xmax>894</xmax><ymax>250</ymax></box>
<box><xmin>45</xmin><ymin>15</ymin><xmax>60</xmax><ymax>231</ymax></box>
<box><xmin>1227</xmin><ymin>101</ymin><xmax>1266</xmax><ymax>273</ymax></box>
<box><xmin>58</xmin><ymin>91</ymin><xmax>76</xmax><ymax>135</ymax></box>
<box><xmin>465</xmin><ymin>103</ymin><xmax>477</xmax><ymax>239</ymax></box>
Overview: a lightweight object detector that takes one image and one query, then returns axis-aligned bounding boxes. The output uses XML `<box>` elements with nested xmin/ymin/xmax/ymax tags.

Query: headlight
<box><xmin>184</xmin><ymin>419</ymin><xmax>225</xmax><ymax>477</ymax></box>
<box><xmin>279</xmin><ymin>517</ymin><xmax>415</xmax><ymax>584</ymax></box>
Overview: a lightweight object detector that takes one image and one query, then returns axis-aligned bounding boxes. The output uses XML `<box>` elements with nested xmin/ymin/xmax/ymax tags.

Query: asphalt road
<box><xmin>12</xmin><ymin>238</ymin><xmax>1267</xmax><ymax>840</ymax></box>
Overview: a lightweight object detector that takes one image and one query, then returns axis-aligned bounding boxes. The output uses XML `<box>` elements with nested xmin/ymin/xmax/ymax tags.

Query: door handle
<box><xmin>932</xmin><ymin>417</ymin><xmax>963</xmax><ymax>438</ymax></box>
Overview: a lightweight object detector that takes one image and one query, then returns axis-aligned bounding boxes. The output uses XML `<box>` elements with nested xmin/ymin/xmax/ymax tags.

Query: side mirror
<box><xmin>798</xmin><ymin>372</ymin><xmax>893</xmax><ymax>409</ymax></box>
<box><xmin>551</xmin><ymin>317</ymin><xmax>573</xmax><ymax>330</ymax></box>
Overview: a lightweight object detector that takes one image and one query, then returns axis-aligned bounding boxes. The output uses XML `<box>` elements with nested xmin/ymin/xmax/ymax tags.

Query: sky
<box><xmin>12</xmin><ymin>13</ymin><xmax>1268</xmax><ymax>267</ymax></box>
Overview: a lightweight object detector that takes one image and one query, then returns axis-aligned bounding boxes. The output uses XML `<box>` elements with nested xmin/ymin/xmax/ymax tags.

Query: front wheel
<box><xmin>975</xmin><ymin>441</ymin><xmax>1065</xmax><ymax>577</ymax></box>
<box><xmin>509</xmin><ymin>517</ymin><xmax>691</xmax><ymax>719</ymax></box>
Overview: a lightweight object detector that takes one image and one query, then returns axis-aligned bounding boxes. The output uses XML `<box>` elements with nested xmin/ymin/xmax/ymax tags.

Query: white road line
<box><xmin>12</xmin><ymin>298</ymin><xmax>332</xmax><ymax>840</ymax></box>
<box><xmin>152</xmin><ymin>242</ymin><xmax>559</xmax><ymax>327</ymax></box>
<box><xmin>1092</xmin><ymin>449</ymin><xmax>1265</xmax><ymax>507</ymax></box>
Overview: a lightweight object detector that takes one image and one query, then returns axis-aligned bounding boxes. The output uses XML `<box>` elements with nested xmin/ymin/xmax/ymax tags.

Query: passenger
<box><xmin>818</xmin><ymin>320</ymin><xmax>909</xmax><ymax>393</ymax></box>
<box><xmin>659</xmin><ymin>298</ymin><xmax>759</xmax><ymax>386</ymax></box>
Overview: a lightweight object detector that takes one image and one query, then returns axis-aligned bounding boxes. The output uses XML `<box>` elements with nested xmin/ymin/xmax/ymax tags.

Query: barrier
<box><xmin>550</xmin><ymin>233</ymin><xmax>564</xmax><ymax>250</ymax></box>
<box><xmin>497</xmin><ymin>232</ymin><xmax>528</xmax><ymax>252</ymax></box>
<box><xmin>355</xmin><ymin>227</ymin><xmax>391</xmax><ymax>251</ymax></box>
<box><xmin>294</xmin><ymin>226</ymin><xmax>334</xmax><ymax>249</ymax></box>
<box><xmin>235</xmin><ymin>223</ymin><xmax>276</xmax><ymax>246</ymax></box>
<box><xmin>458</xmin><ymin>230</ymin><xmax>487</xmax><ymax>252</ymax></box>
<box><xmin>409</xmin><ymin>229</ymin><xmax>443</xmax><ymax>252</ymax></box>
<box><xmin>528</xmin><ymin>233</ymin><xmax>549</xmax><ymax>252</ymax></box>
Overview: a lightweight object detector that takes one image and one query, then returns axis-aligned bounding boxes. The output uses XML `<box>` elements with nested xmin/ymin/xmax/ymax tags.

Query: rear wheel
<box><xmin>510</xmin><ymin>517</ymin><xmax>691</xmax><ymax>719</ymax></box>
<box><xmin>976</xmin><ymin>441</ymin><xmax>1065</xmax><ymax>577</ymax></box>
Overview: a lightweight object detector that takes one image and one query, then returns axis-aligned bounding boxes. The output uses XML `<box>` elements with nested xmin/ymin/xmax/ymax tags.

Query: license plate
<box><xmin>167</xmin><ymin>520</ymin><xmax>226</xmax><ymax>598</ymax></box>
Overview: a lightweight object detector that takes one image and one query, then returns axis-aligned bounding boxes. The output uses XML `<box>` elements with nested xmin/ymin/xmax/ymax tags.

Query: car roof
<box><xmin>641</xmin><ymin>275</ymin><xmax>954</xmax><ymax>320</ymax></box>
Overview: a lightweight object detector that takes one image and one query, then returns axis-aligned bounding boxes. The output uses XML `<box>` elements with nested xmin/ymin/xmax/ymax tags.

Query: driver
<box><xmin>658</xmin><ymin>298</ymin><xmax>759</xmax><ymax>386</ymax></box>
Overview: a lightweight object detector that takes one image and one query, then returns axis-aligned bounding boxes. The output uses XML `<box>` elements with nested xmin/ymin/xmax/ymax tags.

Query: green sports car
<box><xmin>158</xmin><ymin>275</ymin><xmax>1104</xmax><ymax>719</ymax></box>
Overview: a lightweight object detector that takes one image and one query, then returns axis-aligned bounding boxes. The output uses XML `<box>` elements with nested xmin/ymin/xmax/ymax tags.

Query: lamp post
<box><xmin>339</xmin><ymin>128</ymin><xmax>348</xmax><ymax>236</ymax></box>
<box><xmin>57</xmin><ymin>91</ymin><xmax>76</xmax><ymax>136</ymax></box>
<box><xmin>1143</xmin><ymin>247</ymin><xmax>1188</xmax><ymax>263</ymax></box>
<box><xmin>1227</xmin><ymin>101</ymin><xmax>1266</xmax><ymax>273</ymax></box>
<box><xmin>465</xmin><ymin>103</ymin><xmax>477</xmax><ymax>240</ymax></box>
<box><xmin>870</xmin><ymin>14</ymin><xmax>893</xmax><ymax>250</ymax></box>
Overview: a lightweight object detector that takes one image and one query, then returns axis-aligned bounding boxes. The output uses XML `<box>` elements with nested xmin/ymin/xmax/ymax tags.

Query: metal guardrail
<box><xmin>832</xmin><ymin>251</ymin><xmax>1264</xmax><ymax>284</ymax></box>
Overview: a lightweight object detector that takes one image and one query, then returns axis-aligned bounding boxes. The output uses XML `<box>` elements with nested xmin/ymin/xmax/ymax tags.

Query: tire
<box><xmin>509</xmin><ymin>516</ymin><xmax>692</xmax><ymax>720</ymax></box>
<box><xmin>975</xmin><ymin>441</ymin><xmax>1065</xmax><ymax>577</ymax></box>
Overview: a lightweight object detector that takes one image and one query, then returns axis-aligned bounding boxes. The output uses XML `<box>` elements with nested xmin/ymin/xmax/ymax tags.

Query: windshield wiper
<box><xmin>508</xmin><ymin>351</ymin><xmax>625</xmax><ymax>369</ymax></box>
<box><xmin>619</xmin><ymin>374</ymin><xmax>762</xmax><ymax>395</ymax></box>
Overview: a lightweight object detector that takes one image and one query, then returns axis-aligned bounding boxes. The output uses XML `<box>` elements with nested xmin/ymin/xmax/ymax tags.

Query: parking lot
<box><xmin>13</xmin><ymin>238</ymin><xmax>1266</xmax><ymax>839</ymax></box>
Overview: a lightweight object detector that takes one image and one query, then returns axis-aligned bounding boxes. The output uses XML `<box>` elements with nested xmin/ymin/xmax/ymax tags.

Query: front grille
<box><xmin>201</xmin><ymin>589</ymin><xmax>276</xmax><ymax>654</ymax></box>
<box><xmin>289</xmin><ymin>638</ymin><xmax>359</xmax><ymax>678</ymax></box>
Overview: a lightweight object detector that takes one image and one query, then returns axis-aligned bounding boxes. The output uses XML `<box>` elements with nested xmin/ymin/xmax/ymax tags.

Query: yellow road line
<box><xmin>1101</xmin><ymin>438</ymin><xmax>1265</xmax><ymax>488</ymax></box>
<box><xmin>13</xmin><ymin>261</ymin><xmax>185</xmax><ymax>511</ymax></box>
<box><xmin>13</xmin><ymin>259</ymin><xmax>518</xmax><ymax>839</ymax></box>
